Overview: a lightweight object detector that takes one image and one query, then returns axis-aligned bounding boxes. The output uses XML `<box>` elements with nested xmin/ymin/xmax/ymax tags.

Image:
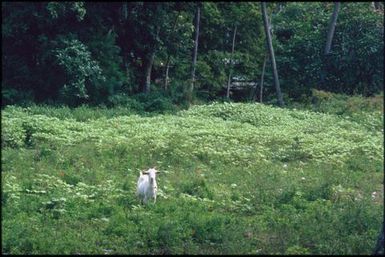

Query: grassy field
<box><xmin>1</xmin><ymin>96</ymin><xmax>383</xmax><ymax>254</ymax></box>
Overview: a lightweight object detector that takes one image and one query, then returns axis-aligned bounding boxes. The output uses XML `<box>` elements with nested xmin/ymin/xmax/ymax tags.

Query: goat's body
<box><xmin>136</xmin><ymin>169</ymin><xmax>158</xmax><ymax>204</ymax></box>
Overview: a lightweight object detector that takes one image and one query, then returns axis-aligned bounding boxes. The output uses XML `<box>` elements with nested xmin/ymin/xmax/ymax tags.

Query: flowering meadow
<box><xmin>2</xmin><ymin>101</ymin><xmax>383</xmax><ymax>254</ymax></box>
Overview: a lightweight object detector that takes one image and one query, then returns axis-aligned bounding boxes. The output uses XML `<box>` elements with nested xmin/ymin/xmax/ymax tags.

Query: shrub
<box><xmin>53</xmin><ymin>37</ymin><xmax>105</xmax><ymax>106</ymax></box>
<box><xmin>133</xmin><ymin>91</ymin><xmax>178</xmax><ymax>114</ymax></box>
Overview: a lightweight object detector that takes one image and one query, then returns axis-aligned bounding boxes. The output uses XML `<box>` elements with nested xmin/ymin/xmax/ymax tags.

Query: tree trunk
<box><xmin>122</xmin><ymin>2</ymin><xmax>128</xmax><ymax>20</ymax></box>
<box><xmin>226</xmin><ymin>25</ymin><xmax>237</xmax><ymax>100</ymax></box>
<box><xmin>261</xmin><ymin>2</ymin><xmax>284</xmax><ymax>107</ymax></box>
<box><xmin>188</xmin><ymin>5</ymin><xmax>200</xmax><ymax>105</ymax></box>
<box><xmin>143</xmin><ymin>26</ymin><xmax>160</xmax><ymax>93</ymax></box>
<box><xmin>319</xmin><ymin>2</ymin><xmax>341</xmax><ymax>89</ymax></box>
<box><xmin>120</xmin><ymin>3</ymin><xmax>130</xmax><ymax>92</ymax></box>
<box><xmin>164</xmin><ymin>57</ymin><xmax>171</xmax><ymax>91</ymax></box>
<box><xmin>163</xmin><ymin>12</ymin><xmax>180</xmax><ymax>91</ymax></box>
<box><xmin>252</xmin><ymin>54</ymin><xmax>267</xmax><ymax>102</ymax></box>
<box><xmin>124</xmin><ymin>57</ymin><xmax>130</xmax><ymax>89</ymax></box>
<box><xmin>259</xmin><ymin>54</ymin><xmax>268</xmax><ymax>103</ymax></box>
<box><xmin>143</xmin><ymin>51</ymin><xmax>155</xmax><ymax>93</ymax></box>
<box><xmin>324</xmin><ymin>2</ymin><xmax>340</xmax><ymax>55</ymax></box>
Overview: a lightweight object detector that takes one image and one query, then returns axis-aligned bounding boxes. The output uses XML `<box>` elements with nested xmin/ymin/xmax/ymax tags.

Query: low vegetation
<box><xmin>2</xmin><ymin>93</ymin><xmax>383</xmax><ymax>254</ymax></box>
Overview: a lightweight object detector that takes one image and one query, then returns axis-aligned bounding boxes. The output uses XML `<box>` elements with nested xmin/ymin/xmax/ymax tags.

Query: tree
<box><xmin>255</xmin><ymin>5</ymin><xmax>275</xmax><ymax>103</ymax></box>
<box><xmin>261</xmin><ymin>2</ymin><xmax>284</xmax><ymax>106</ymax></box>
<box><xmin>138</xmin><ymin>3</ymin><xmax>164</xmax><ymax>94</ymax></box>
<box><xmin>319</xmin><ymin>2</ymin><xmax>341</xmax><ymax>90</ymax></box>
<box><xmin>324</xmin><ymin>2</ymin><xmax>341</xmax><ymax>55</ymax></box>
<box><xmin>188</xmin><ymin>3</ymin><xmax>201</xmax><ymax>105</ymax></box>
<box><xmin>225</xmin><ymin>24</ymin><xmax>237</xmax><ymax>100</ymax></box>
<box><xmin>157</xmin><ymin>4</ymin><xmax>196</xmax><ymax>96</ymax></box>
<box><xmin>163</xmin><ymin>11</ymin><xmax>180</xmax><ymax>90</ymax></box>
<box><xmin>273</xmin><ymin>2</ymin><xmax>383</xmax><ymax>98</ymax></box>
<box><xmin>2</xmin><ymin>2</ymin><xmax>383</xmax><ymax>106</ymax></box>
<box><xmin>143</xmin><ymin>25</ymin><xmax>160</xmax><ymax>93</ymax></box>
<box><xmin>117</xmin><ymin>2</ymin><xmax>167</xmax><ymax>94</ymax></box>
<box><xmin>158</xmin><ymin>3</ymin><xmax>193</xmax><ymax>90</ymax></box>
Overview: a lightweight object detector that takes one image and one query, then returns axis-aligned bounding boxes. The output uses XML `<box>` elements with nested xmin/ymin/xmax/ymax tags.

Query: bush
<box><xmin>53</xmin><ymin>37</ymin><xmax>105</xmax><ymax>106</ymax></box>
<box><xmin>132</xmin><ymin>91</ymin><xmax>178</xmax><ymax>114</ymax></box>
<box><xmin>311</xmin><ymin>89</ymin><xmax>383</xmax><ymax>115</ymax></box>
<box><xmin>2</xmin><ymin>88</ymin><xmax>35</xmax><ymax>107</ymax></box>
<box><xmin>107</xmin><ymin>94</ymin><xmax>145</xmax><ymax>111</ymax></box>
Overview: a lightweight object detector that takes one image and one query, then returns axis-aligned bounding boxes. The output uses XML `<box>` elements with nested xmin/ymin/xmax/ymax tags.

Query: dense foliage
<box><xmin>2</xmin><ymin>94</ymin><xmax>383</xmax><ymax>254</ymax></box>
<box><xmin>2</xmin><ymin>2</ymin><xmax>383</xmax><ymax>106</ymax></box>
<box><xmin>274</xmin><ymin>3</ymin><xmax>384</xmax><ymax>99</ymax></box>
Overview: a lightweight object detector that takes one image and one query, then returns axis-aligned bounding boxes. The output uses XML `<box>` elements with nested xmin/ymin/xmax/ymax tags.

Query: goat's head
<box><xmin>142</xmin><ymin>167</ymin><xmax>159</xmax><ymax>184</ymax></box>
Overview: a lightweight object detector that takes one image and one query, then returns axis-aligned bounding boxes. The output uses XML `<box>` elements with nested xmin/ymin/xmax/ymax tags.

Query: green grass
<box><xmin>2</xmin><ymin>98</ymin><xmax>383</xmax><ymax>254</ymax></box>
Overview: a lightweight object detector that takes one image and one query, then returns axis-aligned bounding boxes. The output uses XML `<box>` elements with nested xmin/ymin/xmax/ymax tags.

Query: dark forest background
<box><xmin>2</xmin><ymin>2</ymin><xmax>384</xmax><ymax>108</ymax></box>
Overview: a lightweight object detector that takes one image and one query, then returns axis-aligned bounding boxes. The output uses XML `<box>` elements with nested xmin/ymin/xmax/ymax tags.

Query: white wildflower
<box><xmin>371</xmin><ymin>191</ymin><xmax>377</xmax><ymax>199</ymax></box>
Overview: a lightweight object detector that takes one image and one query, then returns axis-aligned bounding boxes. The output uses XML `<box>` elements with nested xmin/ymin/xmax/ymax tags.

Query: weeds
<box><xmin>1</xmin><ymin>97</ymin><xmax>383</xmax><ymax>254</ymax></box>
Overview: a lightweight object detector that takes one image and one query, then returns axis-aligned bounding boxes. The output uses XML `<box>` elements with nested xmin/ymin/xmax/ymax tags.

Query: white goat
<box><xmin>136</xmin><ymin>168</ymin><xmax>159</xmax><ymax>204</ymax></box>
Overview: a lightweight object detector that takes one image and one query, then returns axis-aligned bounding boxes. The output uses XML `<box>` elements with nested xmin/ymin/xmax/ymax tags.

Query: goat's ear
<box><xmin>142</xmin><ymin>170</ymin><xmax>149</xmax><ymax>174</ymax></box>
